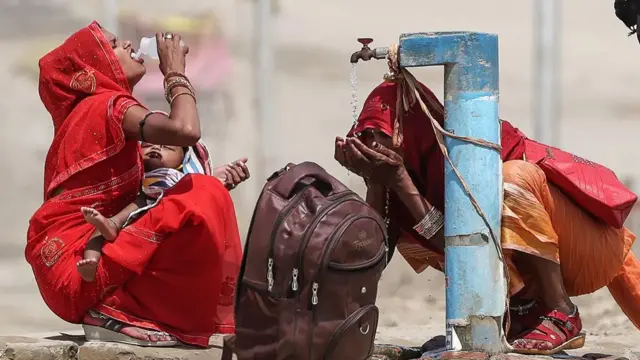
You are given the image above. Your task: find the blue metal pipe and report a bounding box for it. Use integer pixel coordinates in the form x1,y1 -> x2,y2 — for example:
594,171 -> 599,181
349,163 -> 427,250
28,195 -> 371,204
399,32 -> 507,353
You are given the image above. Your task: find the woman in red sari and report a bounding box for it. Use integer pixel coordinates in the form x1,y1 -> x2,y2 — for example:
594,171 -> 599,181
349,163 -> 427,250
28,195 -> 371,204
334,80 -> 640,355
27,21 -> 243,347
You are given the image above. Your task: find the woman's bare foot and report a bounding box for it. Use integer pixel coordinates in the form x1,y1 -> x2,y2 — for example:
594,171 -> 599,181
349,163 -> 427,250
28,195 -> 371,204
81,207 -> 119,241
77,259 -> 98,282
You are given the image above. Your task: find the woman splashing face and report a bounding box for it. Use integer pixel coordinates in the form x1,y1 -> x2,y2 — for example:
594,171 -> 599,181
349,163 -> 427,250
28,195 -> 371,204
28,22 -> 243,347
335,80 -> 640,355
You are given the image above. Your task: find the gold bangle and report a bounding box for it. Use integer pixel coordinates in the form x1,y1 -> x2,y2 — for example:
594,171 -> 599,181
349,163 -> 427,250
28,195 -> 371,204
165,86 -> 194,105
164,76 -> 191,91
165,77 -> 195,94
164,77 -> 191,93
164,71 -> 188,83
164,78 -> 195,103
163,73 -> 192,92
169,91 -> 197,106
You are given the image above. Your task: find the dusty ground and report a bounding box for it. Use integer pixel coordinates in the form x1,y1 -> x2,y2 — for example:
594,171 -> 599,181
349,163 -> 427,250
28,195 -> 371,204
0,0 -> 639,351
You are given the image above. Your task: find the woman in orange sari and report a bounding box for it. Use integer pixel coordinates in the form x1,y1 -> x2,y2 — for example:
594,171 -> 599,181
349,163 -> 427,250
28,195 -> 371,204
27,21 -> 243,347
334,80 -> 640,355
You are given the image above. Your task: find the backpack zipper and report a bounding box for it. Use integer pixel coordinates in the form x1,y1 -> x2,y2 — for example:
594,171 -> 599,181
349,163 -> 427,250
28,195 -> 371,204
265,187 -> 310,292
310,215 -> 387,309
307,213 -> 360,305
289,192 -> 356,292
311,245 -> 386,316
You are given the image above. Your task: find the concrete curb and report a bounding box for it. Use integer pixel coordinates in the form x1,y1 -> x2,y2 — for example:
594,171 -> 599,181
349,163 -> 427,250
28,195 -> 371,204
0,334 -> 226,360
2,333 -> 639,360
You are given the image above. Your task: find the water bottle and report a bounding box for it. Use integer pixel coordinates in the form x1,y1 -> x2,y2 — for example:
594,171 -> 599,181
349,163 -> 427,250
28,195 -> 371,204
133,37 -> 185,60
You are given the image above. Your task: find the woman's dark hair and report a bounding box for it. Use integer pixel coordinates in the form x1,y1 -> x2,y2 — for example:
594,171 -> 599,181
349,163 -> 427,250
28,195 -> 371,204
615,0 -> 640,40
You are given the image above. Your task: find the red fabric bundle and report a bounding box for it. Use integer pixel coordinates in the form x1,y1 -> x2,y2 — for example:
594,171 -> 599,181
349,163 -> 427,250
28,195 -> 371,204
501,121 -> 637,229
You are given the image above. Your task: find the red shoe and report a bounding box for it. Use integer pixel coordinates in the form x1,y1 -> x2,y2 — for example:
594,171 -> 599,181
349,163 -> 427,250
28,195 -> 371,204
511,307 -> 586,355
506,300 -> 544,341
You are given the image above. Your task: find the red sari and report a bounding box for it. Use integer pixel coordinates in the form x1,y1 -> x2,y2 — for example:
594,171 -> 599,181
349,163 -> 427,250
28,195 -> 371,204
27,21 -> 242,347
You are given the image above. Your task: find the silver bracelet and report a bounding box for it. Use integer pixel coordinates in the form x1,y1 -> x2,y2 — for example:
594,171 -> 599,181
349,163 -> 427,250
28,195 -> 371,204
413,207 -> 444,240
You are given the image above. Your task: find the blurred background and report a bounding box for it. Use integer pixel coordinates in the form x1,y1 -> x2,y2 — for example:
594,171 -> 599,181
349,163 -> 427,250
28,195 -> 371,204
1,0 -> 639,344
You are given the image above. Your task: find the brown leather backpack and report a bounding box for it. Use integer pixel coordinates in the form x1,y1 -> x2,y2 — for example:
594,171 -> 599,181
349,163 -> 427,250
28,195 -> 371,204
222,162 -> 388,360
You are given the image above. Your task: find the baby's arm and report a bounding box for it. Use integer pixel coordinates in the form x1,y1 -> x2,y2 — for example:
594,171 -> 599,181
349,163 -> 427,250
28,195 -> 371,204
211,158 -> 250,190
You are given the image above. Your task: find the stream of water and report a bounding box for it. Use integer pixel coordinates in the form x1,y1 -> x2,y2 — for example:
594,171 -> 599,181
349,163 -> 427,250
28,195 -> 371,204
350,63 -> 358,127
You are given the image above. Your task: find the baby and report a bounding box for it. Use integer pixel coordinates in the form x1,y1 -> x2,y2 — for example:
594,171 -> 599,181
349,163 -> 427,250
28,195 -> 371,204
76,142 -> 248,282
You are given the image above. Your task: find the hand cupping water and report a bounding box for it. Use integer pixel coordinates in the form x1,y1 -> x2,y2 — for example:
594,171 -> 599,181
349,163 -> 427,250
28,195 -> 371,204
335,136 -> 407,188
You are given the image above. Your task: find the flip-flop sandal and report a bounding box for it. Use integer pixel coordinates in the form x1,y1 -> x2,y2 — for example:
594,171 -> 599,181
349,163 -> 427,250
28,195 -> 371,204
82,311 -> 179,347
511,308 -> 586,355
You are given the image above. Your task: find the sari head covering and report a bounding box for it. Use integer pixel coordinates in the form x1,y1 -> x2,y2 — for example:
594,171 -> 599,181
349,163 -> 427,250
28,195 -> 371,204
39,21 -> 140,200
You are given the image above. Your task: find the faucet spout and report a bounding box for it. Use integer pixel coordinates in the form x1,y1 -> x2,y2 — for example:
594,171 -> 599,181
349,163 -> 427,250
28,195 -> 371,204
351,38 -> 374,63
350,38 -> 389,63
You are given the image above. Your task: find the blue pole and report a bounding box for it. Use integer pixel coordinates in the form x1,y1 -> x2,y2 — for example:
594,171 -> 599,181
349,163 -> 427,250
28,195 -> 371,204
399,32 -> 507,353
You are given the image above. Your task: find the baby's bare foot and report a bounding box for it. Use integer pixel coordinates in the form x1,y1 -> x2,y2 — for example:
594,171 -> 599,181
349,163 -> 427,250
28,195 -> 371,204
81,207 -> 119,241
77,259 -> 98,282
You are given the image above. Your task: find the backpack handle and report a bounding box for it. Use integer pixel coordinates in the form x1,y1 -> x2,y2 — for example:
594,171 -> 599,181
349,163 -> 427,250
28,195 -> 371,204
273,162 -> 335,199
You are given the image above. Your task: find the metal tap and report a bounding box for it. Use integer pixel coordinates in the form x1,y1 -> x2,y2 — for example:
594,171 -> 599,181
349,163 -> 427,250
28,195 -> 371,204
350,38 -> 389,63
